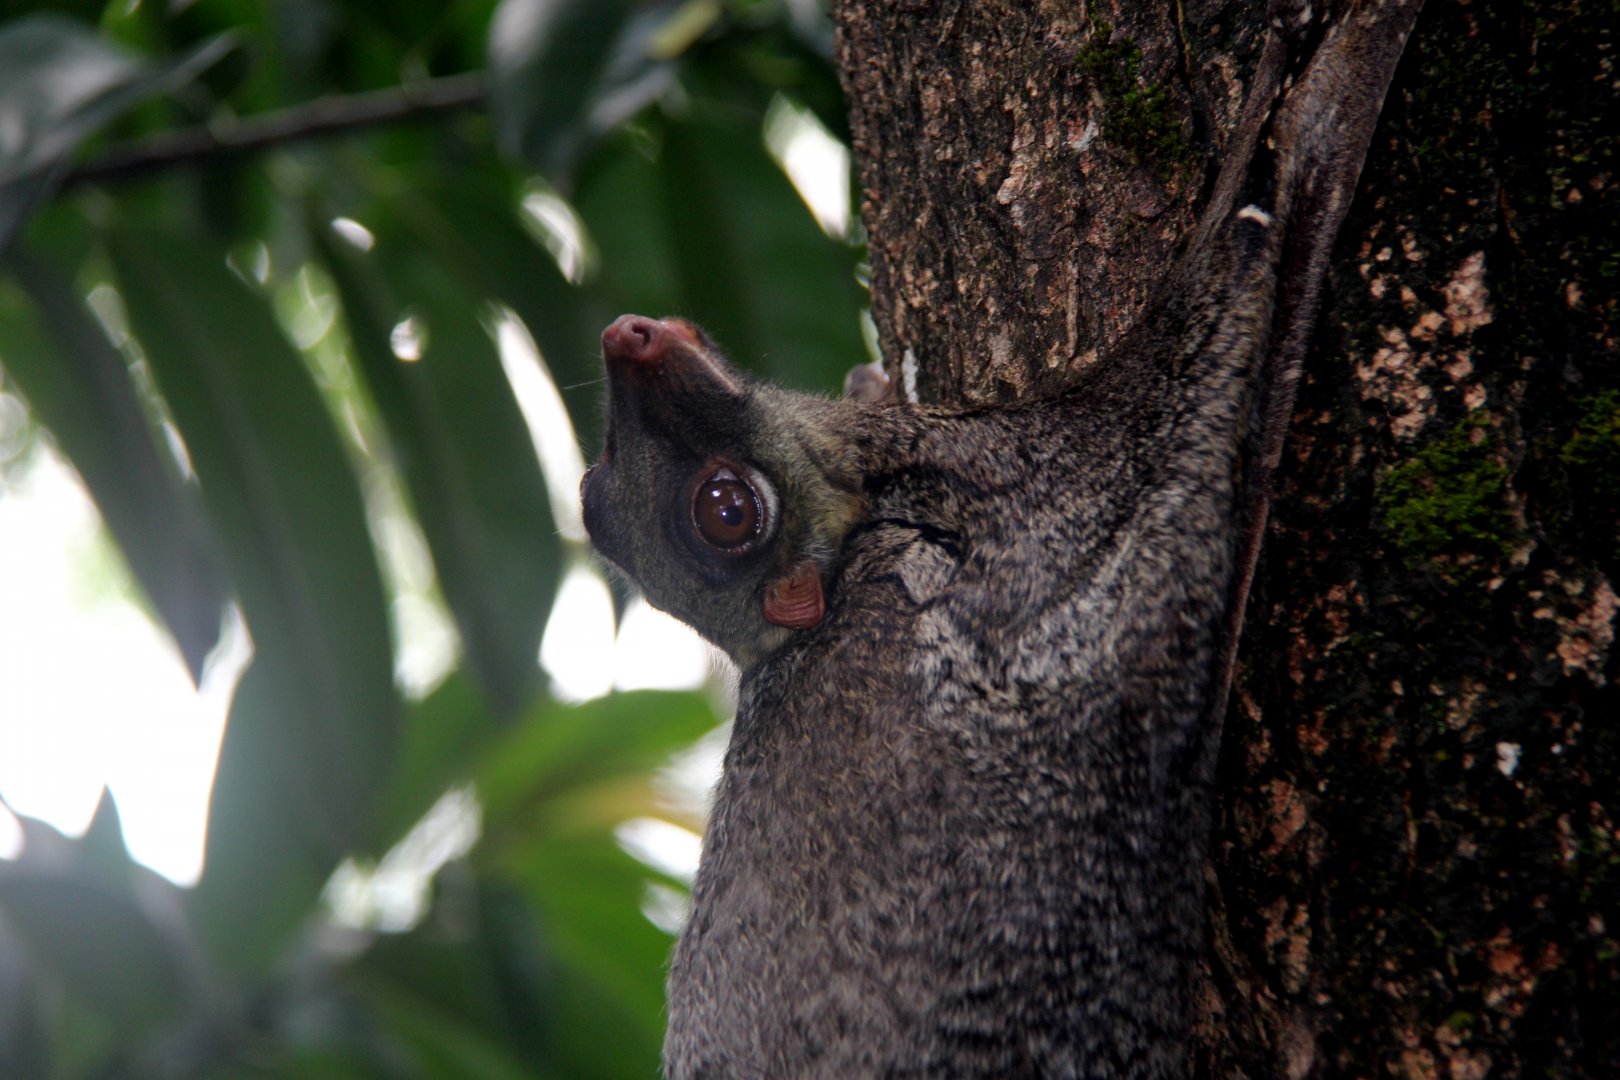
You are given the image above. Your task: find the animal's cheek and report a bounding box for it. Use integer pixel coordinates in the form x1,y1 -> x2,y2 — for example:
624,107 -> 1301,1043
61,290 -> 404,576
580,468 -> 646,577
579,468 -> 609,546
896,539 -> 961,605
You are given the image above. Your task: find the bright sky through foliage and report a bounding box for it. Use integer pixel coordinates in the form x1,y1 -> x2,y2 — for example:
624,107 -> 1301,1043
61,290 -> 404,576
0,451 -> 243,884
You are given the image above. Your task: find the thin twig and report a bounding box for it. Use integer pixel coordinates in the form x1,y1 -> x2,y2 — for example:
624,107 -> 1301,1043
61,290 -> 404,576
63,71 -> 487,189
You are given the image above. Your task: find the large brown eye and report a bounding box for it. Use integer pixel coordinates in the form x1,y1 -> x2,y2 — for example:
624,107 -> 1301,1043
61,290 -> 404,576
692,468 -> 761,551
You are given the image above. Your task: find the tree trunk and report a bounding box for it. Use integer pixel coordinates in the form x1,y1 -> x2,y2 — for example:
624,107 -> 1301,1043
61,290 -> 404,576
834,0 -> 1617,1075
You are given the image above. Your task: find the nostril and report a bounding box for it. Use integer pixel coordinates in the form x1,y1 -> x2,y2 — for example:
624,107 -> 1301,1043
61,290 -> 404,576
603,314 -> 666,366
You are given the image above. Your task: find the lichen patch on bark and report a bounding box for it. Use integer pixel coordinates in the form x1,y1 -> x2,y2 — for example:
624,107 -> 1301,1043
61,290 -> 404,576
1353,249 -> 1498,439
1442,251 -> 1493,336
1549,574 -> 1617,683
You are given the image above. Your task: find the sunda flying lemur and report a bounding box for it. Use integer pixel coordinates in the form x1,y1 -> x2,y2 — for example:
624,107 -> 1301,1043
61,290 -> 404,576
580,0 -> 1422,1074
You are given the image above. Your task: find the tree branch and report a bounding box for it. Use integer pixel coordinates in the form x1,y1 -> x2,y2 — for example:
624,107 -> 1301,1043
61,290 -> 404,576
63,71 -> 487,189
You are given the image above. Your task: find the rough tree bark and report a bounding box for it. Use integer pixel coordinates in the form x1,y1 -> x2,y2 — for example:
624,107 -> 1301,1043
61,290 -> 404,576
834,0 -> 1617,1075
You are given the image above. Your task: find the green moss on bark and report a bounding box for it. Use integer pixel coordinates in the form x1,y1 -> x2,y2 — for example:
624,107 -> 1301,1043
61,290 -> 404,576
1562,390 -> 1620,503
1375,414 -> 1515,565
1077,18 -> 1189,172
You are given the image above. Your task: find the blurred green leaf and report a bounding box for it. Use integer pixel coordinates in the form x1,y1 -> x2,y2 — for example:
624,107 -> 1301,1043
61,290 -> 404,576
495,834 -> 671,1078
677,12 -> 846,141
352,879 -> 628,1079
0,797 -> 151,1075
103,226 -> 400,967
0,15 -> 234,250
0,927 -> 48,1079
575,114 -> 864,392
354,908 -> 521,1043
201,1049 -> 394,1080
383,170 -> 613,450
0,16 -> 139,175
311,205 -> 558,714
466,692 -> 720,1078
1,1 -> 106,24
372,672 -> 492,852
471,688 -> 715,1069
0,250 -> 229,678
486,0 -> 677,186
570,128 -> 683,319
189,661 -> 343,973
659,116 -> 865,390
360,982 -> 541,1080
477,690 -> 719,825
0,871 -> 184,1034
74,790 -> 142,883
105,225 -> 400,830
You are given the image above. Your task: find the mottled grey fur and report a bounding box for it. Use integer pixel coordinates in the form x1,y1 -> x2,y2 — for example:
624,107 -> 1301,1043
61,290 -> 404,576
581,1 -> 1420,1075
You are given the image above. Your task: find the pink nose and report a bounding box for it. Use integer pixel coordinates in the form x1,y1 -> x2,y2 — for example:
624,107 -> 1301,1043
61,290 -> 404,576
602,315 -> 668,366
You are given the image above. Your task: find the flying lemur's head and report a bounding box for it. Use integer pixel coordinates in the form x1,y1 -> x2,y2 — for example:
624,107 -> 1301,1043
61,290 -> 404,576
580,315 -> 868,668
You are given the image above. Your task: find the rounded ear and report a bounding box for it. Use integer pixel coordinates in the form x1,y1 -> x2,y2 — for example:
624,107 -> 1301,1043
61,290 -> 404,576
763,561 -> 825,630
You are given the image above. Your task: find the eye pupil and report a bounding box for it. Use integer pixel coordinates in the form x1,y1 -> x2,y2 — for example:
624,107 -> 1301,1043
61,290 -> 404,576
693,470 -> 761,551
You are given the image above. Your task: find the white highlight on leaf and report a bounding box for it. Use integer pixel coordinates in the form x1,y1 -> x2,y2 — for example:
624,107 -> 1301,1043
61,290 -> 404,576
282,265 -> 337,351
521,184 -> 593,284
85,282 -> 129,348
0,804 -> 20,860
493,309 -> 587,541
331,216 -> 376,252
764,94 -> 852,238
0,390 -> 26,465
640,882 -> 692,935
242,241 -> 272,285
616,816 -> 702,883
1495,741 -> 1521,777
391,591 -> 458,698
389,313 -> 425,362
325,787 -> 482,932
